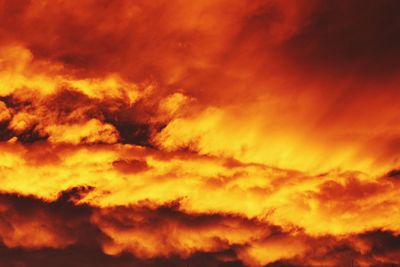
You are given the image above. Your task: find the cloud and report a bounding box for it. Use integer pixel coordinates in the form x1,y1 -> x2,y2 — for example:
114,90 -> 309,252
0,142 -> 399,238
1,1 -> 400,173
0,192 -> 99,250
112,159 -> 151,174
0,192 -> 399,266
0,0 -> 400,266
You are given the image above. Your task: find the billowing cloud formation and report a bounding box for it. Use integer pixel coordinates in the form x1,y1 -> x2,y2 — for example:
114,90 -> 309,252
0,143 -> 399,266
0,0 -> 400,266
0,192 -> 399,266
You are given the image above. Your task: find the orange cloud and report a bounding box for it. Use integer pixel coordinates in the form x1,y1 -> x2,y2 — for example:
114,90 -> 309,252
1,0 -> 400,266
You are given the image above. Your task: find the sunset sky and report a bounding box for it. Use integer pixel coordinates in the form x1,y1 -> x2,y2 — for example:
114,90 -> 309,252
0,1 -> 400,266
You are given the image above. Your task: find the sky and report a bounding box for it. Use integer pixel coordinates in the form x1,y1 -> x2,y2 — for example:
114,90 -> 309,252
0,0 -> 400,266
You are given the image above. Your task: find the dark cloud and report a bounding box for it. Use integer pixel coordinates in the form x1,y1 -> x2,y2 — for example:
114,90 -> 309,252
0,193 -> 249,266
0,245 -> 246,267
315,176 -> 386,203
386,169 -> 400,179
112,159 -> 151,174
1,192 -> 400,266
0,192 -> 262,266
0,88 -> 168,146
359,230 -> 400,264
0,192 -> 104,251
56,186 -> 95,204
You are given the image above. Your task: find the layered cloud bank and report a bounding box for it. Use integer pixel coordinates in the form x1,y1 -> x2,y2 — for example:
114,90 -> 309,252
0,0 -> 400,266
